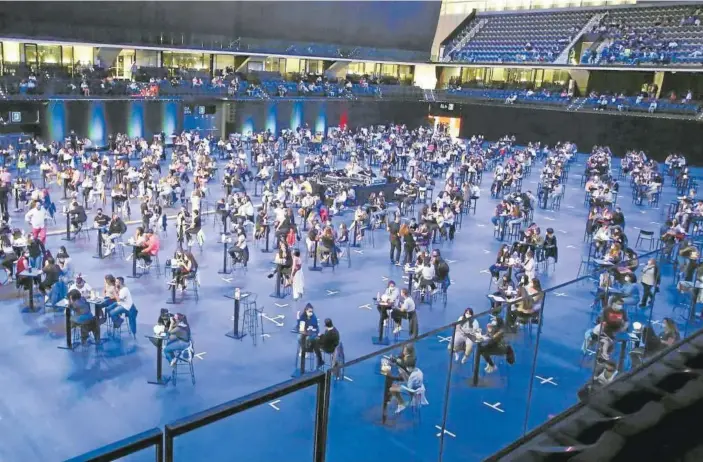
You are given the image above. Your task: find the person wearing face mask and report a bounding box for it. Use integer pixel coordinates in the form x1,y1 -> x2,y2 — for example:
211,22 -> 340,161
451,307 -> 480,363
164,313 -> 191,367
68,274 -> 93,298
296,303 -> 324,370
376,280 -> 400,332
639,258 -> 660,307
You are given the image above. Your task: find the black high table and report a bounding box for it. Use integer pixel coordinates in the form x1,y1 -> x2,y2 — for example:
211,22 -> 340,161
126,243 -> 142,279
224,292 -> 249,340
146,334 -> 171,386
18,268 -> 43,312
261,221 -> 273,253
57,301 -> 78,350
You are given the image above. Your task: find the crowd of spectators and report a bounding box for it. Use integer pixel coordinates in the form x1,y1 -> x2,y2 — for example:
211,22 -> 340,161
583,6 -> 703,65
0,63 -> 386,100
445,78 -> 701,116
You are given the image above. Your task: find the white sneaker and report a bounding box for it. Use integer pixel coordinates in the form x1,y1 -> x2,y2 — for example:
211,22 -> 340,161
395,404 -> 407,414
393,326 -> 401,334
461,355 -> 469,364
454,353 -> 460,361
383,319 -> 388,327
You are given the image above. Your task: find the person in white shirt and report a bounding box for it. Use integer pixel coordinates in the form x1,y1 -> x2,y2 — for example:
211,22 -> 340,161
376,280 -> 400,330
451,307 -> 481,363
106,277 -> 135,328
25,201 -> 47,243
417,259 -> 437,292
389,360 -> 428,414
391,288 -> 416,335
68,274 -> 93,298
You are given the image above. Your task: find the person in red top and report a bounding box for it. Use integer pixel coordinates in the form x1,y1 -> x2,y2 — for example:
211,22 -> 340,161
137,230 -> 160,267
15,251 -> 32,290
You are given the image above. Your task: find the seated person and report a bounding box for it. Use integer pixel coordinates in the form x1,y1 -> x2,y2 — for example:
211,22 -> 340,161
297,303 -> 324,369
451,307 -> 480,363
170,249 -> 197,291
318,318 -> 340,355
479,316 -> 513,374
388,357 -> 428,414
15,250 -> 33,290
228,234 -> 249,267
376,280 -> 400,329
38,257 -> 61,296
184,209 -> 202,247
391,288 -> 416,335
164,313 -> 191,367
267,239 -> 293,286
55,246 -> 73,278
106,277 -> 136,331
68,200 -> 87,231
68,274 -> 93,298
94,274 -> 118,313
93,208 -> 110,230
104,212 -> 127,254
67,289 -> 98,345
416,258 -> 437,293
137,230 -> 160,267
318,227 -> 338,266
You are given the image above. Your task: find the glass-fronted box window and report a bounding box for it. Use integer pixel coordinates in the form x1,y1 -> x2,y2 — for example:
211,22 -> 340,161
162,52 -> 211,71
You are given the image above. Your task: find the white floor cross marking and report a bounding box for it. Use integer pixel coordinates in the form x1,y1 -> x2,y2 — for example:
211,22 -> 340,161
483,402 -> 505,413
326,290 -> 339,296
353,250 -> 364,255
261,313 -> 285,327
269,400 -> 281,411
435,425 -> 457,438
194,352 -> 207,360
535,375 -> 558,386
438,335 -> 451,343
555,292 -> 567,297
480,269 -> 491,274
275,303 -> 289,308
358,304 -> 371,310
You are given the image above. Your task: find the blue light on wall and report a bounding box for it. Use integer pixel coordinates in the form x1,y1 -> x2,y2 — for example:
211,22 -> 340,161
290,101 -> 303,131
162,102 -> 178,137
47,101 -> 66,142
88,102 -> 106,146
315,102 -> 327,135
241,116 -> 254,135
128,101 -> 144,139
265,103 -> 277,134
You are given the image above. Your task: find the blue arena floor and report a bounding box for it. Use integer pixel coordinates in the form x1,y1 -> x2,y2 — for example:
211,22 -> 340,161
0,148 -> 698,462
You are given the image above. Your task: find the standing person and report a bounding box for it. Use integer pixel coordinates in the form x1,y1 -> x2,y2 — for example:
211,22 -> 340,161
0,181 -> 9,219
25,201 -> 47,244
388,213 -> 401,265
291,248 -> 305,301
640,258 -> 660,307
400,223 -> 415,265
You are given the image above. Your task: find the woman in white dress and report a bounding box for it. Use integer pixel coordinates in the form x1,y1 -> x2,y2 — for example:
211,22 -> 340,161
291,248 -> 305,301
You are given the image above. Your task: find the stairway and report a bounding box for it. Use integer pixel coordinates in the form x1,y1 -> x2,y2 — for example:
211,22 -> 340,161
567,97 -> 588,112
442,18 -> 488,62
555,11 -> 608,65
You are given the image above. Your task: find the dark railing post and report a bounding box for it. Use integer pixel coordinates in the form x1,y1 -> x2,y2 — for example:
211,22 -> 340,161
164,426 -> 174,462
437,325 -> 458,461
156,435 -> 163,462
521,292 -> 548,435
313,373 -> 330,462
